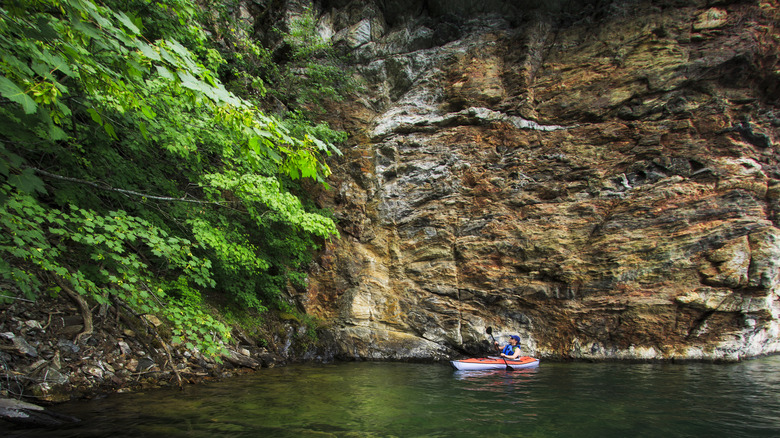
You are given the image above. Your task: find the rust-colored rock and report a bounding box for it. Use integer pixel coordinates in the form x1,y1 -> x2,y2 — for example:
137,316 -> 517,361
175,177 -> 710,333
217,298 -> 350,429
295,0 -> 780,361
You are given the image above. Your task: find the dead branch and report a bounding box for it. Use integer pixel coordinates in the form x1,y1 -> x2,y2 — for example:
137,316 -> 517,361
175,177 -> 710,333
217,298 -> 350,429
0,295 -> 36,303
31,167 -> 221,205
111,298 -> 182,388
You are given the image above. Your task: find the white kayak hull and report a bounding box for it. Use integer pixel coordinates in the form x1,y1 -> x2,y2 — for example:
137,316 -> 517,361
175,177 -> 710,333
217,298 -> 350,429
450,356 -> 540,371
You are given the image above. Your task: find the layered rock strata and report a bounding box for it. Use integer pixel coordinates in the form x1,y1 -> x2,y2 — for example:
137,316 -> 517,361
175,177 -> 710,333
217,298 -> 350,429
293,0 -> 780,361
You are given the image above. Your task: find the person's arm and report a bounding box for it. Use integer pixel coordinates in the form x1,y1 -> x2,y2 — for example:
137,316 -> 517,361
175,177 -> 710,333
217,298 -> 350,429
507,346 -> 522,360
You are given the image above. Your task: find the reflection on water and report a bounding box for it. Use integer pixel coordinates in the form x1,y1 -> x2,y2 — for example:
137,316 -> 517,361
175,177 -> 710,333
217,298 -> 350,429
4,356 -> 780,437
453,366 -> 539,383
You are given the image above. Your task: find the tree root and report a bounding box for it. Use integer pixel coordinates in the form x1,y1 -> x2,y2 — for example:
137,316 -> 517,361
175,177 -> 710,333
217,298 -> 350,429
53,277 -> 93,344
41,311 -> 63,331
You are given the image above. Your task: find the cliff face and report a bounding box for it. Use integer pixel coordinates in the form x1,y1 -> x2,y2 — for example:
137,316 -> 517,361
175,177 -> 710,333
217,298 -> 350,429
289,0 -> 780,361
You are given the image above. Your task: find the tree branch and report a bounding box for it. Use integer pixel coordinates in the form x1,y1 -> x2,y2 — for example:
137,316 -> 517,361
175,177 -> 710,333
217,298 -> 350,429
30,167 -> 222,206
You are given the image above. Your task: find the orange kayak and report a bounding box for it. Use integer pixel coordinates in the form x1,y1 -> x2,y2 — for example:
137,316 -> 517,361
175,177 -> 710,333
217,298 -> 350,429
450,356 -> 540,371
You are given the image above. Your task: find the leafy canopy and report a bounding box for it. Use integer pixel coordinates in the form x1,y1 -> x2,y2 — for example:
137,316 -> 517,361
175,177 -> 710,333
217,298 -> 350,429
0,0 -> 342,356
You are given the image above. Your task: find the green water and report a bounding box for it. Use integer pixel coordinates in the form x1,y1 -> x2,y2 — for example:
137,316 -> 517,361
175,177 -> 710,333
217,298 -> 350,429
6,356 -> 780,437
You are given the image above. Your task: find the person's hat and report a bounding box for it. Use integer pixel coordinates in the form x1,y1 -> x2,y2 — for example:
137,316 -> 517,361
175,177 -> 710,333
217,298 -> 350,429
510,335 -> 521,343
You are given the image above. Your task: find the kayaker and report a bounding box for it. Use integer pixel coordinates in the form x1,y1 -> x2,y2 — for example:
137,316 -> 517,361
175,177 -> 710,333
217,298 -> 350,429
494,335 -> 522,360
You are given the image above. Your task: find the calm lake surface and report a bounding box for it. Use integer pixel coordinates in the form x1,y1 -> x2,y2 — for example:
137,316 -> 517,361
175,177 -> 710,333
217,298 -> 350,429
6,355 -> 780,437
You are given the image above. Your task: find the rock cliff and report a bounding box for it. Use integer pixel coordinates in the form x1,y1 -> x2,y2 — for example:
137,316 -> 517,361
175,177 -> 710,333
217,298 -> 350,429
286,0 -> 779,361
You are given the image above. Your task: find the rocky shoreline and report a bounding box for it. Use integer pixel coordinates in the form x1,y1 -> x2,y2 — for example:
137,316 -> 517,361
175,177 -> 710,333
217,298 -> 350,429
0,294 -> 284,416
3,288 -> 778,427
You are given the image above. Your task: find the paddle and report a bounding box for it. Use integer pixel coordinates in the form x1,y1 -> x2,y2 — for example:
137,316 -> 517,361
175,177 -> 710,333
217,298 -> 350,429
486,326 -> 513,371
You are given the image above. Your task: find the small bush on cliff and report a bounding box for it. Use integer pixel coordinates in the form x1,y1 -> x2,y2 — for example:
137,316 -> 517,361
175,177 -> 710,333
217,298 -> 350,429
202,2 -> 357,117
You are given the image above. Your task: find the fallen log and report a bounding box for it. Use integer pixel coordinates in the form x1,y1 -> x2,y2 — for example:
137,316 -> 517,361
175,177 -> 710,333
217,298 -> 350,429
225,349 -> 261,369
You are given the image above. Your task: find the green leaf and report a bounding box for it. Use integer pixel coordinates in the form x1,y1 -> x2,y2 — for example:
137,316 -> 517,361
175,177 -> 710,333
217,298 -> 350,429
103,122 -> 118,139
140,105 -> 156,119
127,58 -> 149,79
30,61 -> 55,82
40,50 -> 75,78
248,136 -> 260,153
32,16 -> 59,41
8,168 -> 45,194
155,65 -> 174,80
267,148 -> 282,162
113,11 -> 140,35
49,125 -> 68,141
138,121 -> 149,140
159,47 -> 178,66
85,5 -> 112,29
165,39 -> 191,61
0,76 -> 37,115
137,41 -> 161,61
1,55 -> 35,77
176,70 -> 207,93
211,83 -> 234,104
87,108 -> 103,126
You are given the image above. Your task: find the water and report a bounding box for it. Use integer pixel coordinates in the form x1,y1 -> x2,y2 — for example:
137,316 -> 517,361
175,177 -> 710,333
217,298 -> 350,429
5,356 -> 780,437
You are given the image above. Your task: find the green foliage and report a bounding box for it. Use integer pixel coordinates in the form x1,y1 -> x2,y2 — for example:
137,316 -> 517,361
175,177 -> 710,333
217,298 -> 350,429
202,2 -> 357,116
220,306 -> 267,345
277,7 -> 352,111
280,309 -> 322,350
0,0 -> 342,357
0,184 -> 227,354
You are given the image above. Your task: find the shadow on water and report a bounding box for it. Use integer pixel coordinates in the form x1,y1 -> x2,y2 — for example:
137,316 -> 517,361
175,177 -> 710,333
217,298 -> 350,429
3,356 -> 780,437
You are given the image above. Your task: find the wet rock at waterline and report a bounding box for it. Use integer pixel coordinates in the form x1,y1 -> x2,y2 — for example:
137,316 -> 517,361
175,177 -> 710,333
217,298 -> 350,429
290,0 -> 780,362
0,398 -> 80,427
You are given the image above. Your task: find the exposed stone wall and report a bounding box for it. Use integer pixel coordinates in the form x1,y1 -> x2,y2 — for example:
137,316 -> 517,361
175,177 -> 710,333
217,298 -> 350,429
282,0 -> 780,361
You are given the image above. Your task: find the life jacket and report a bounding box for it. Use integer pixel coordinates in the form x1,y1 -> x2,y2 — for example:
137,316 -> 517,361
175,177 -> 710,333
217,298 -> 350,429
502,344 -> 519,356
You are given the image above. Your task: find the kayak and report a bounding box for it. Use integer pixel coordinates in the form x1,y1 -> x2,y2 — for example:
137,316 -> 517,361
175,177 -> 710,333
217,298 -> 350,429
450,356 -> 540,371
